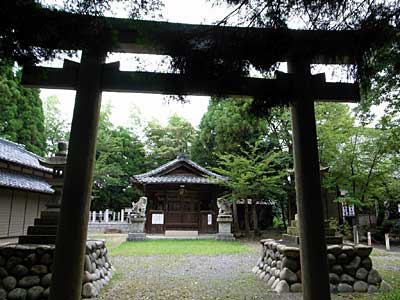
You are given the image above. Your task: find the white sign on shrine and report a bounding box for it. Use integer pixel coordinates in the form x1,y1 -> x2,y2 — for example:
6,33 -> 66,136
342,204 -> 355,217
152,213 -> 164,225
207,214 -> 212,225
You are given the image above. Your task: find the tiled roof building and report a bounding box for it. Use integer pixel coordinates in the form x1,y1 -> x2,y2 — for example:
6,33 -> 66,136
0,138 -> 53,239
131,156 -> 227,235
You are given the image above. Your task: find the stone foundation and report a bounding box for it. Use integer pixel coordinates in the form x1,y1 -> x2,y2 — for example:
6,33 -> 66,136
88,222 -> 129,233
252,239 -> 383,294
0,240 -> 113,299
216,216 -> 235,241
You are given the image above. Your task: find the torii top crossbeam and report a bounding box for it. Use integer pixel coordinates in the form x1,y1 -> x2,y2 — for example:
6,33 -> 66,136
21,8 -> 364,64
21,8 -> 363,102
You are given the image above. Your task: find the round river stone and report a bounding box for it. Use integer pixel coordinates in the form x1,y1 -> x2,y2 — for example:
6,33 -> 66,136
337,283 -> 353,293
7,288 -> 27,300
27,286 -> 44,300
280,267 -> 298,284
354,281 -> 368,292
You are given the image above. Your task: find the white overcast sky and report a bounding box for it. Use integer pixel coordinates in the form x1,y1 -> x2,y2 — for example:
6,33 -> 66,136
40,0 -> 372,129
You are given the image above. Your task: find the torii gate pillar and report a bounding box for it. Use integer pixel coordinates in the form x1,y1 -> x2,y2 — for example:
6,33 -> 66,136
289,60 -> 331,300
49,49 -> 106,300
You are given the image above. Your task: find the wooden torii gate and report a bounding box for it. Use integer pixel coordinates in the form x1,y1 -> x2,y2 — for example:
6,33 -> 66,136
19,7 -> 364,300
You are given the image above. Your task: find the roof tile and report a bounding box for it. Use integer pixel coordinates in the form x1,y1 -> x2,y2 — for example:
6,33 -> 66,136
0,169 -> 54,194
132,157 -> 227,185
0,138 -> 51,172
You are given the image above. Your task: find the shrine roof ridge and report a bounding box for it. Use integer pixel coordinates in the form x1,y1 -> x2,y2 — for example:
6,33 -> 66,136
131,156 -> 227,185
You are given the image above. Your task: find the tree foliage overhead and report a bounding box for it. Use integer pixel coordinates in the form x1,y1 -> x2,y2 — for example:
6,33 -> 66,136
62,0 -> 163,18
314,102 -> 400,220
42,95 -> 70,155
145,114 -> 196,167
0,64 -> 46,155
215,0 -> 399,30
213,141 -> 287,203
191,97 -> 267,167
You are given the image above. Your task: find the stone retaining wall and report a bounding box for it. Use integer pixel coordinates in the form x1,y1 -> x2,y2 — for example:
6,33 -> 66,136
252,239 -> 384,294
0,240 -> 113,299
88,222 -> 129,233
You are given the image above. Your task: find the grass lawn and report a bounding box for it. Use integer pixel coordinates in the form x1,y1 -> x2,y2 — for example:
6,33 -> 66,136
110,239 -> 251,256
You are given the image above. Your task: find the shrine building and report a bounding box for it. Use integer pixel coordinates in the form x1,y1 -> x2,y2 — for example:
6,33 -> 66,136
0,138 -> 53,239
131,155 -> 226,235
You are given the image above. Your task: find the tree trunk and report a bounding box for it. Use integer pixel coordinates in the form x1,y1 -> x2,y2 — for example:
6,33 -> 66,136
232,200 -> 240,234
244,200 -> 250,236
252,200 -> 259,236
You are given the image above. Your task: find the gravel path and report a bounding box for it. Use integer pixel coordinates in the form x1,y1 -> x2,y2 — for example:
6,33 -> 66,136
99,251 -> 304,300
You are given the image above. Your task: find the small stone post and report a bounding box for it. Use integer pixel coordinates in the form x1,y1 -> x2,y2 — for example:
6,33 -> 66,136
353,225 -> 359,245
120,209 -> 124,222
99,211 -> 103,222
367,232 -> 372,246
117,212 -> 120,221
385,233 -> 390,251
105,209 -> 109,222
113,212 -> 116,222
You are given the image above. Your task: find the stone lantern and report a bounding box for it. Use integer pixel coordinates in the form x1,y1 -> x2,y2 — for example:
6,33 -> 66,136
18,142 -> 68,244
39,141 -> 68,211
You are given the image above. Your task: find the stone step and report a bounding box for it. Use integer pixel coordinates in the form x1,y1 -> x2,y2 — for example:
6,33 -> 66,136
165,230 -> 198,237
18,235 -> 56,245
326,236 -> 343,245
286,226 -> 298,236
34,217 -> 58,226
282,234 -> 300,245
40,211 -> 60,218
27,225 -> 58,235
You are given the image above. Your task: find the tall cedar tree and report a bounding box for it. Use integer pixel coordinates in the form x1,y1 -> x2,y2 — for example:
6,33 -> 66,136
0,64 -> 45,155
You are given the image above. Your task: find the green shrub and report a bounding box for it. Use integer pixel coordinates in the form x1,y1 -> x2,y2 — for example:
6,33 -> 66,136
272,216 -> 285,229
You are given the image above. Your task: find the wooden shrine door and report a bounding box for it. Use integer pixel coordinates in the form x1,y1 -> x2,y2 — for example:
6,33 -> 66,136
165,190 -> 199,230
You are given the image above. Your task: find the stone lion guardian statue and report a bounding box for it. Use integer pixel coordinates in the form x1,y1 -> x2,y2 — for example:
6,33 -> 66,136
131,196 -> 148,218
217,197 -> 232,216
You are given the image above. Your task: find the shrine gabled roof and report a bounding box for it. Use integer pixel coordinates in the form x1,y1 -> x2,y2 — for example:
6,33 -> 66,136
131,156 -> 227,185
0,169 -> 54,194
0,138 -> 52,173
